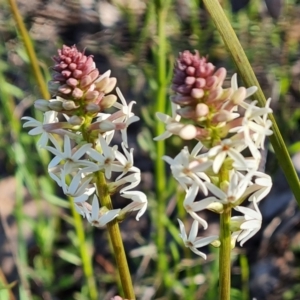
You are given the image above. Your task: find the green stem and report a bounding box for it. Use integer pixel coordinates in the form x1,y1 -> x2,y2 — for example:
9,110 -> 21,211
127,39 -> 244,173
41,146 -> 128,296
202,0 -> 300,207
69,198 -> 98,300
95,172 -> 135,299
154,0 -> 169,280
219,205 -> 231,300
7,0 -> 50,100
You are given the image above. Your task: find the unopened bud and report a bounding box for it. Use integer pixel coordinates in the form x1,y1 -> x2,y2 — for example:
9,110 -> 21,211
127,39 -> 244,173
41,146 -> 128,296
89,69 -> 100,82
214,67 -> 227,85
206,76 -> 218,89
68,115 -> 84,126
63,100 -> 79,110
103,78 -> 117,94
58,84 -> 72,95
212,110 -> 239,123
80,75 -> 92,89
98,120 -> 116,132
48,100 -> 63,111
177,106 -> 194,118
178,124 -> 197,140
34,99 -> 50,112
170,95 -> 194,106
85,90 -> 100,101
207,87 -> 223,103
48,81 -> 60,94
85,103 -> 100,113
194,78 -> 206,89
231,87 -> 246,105
100,94 -> 117,109
211,239 -> 221,248
195,103 -> 209,118
185,76 -> 196,85
191,88 -> 204,99
66,78 -> 79,88
207,202 -> 224,213
72,87 -> 84,99
95,77 -> 109,91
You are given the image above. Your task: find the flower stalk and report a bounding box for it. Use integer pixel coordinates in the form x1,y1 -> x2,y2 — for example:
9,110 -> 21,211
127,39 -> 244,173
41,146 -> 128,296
219,205 -> 231,300
95,171 -> 135,299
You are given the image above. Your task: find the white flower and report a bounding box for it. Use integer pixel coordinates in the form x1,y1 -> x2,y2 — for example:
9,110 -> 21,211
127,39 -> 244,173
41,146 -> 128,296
87,134 -> 119,179
247,171 -> 272,202
73,185 -> 96,203
163,146 -> 211,194
205,171 -> 254,205
45,135 -> 96,174
178,219 -> 218,259
22,111 -> 58,147
114,142 -> 140,180
108,173 -> 141,194
85,195 -> 120,227
183,183 -> 221,229
120,191 -> 147,221
114,87 -> 139,147
232,198 -> 262,246
208,139 -> 248,174
60,168 -> 95,198
154,103 -> 181,141
246,98 -> 273,149
230,100 -> 273,155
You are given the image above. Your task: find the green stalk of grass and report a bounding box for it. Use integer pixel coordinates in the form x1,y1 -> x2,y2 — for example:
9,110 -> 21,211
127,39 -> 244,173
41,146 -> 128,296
7,0 -> 49,100
153,0 -> 172,289
68,198 -> 98,300
240,253 -> 250,300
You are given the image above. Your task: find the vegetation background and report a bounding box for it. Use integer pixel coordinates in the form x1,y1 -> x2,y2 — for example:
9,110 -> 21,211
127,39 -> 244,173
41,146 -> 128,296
1,0 -> 300,299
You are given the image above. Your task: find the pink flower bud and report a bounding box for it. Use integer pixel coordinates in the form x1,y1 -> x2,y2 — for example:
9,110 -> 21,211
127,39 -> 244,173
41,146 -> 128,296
195,103 -> 209,117
72,87 -> 84,99
85,90 -> 100,101
191,88 -> 204,99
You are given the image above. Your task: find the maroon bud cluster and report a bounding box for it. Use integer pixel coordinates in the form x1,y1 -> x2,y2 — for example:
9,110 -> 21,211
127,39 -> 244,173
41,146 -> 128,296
172,51 -> 227,105
47,45 -> 117,116
50,45 -> 99,99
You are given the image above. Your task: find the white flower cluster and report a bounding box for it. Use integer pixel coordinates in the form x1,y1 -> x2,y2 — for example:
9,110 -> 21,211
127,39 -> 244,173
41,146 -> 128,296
22,74 -> 147,227
155,74 -> 273,257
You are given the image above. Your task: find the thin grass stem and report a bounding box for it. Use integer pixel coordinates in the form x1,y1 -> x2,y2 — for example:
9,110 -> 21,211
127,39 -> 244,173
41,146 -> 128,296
7,0 -> 50,99
68,198 -> 98,300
